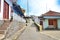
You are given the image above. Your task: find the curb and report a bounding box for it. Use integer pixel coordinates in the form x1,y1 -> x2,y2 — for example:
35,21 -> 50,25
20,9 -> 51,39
40,32 -> 59,40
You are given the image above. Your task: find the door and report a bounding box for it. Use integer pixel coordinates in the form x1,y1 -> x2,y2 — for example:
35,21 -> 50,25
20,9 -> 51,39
3,1 -> 9,19
53,19 -> 57,28
48,19 -> 57,29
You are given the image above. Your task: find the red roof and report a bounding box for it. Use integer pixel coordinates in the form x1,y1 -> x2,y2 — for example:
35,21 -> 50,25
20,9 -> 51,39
42,10 -> 60,16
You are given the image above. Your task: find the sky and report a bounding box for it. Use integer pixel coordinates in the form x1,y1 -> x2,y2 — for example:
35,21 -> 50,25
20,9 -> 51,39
6,0 -> 60,16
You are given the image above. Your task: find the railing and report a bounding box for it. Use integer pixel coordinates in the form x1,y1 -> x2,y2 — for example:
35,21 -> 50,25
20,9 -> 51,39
34,22 -> 43,31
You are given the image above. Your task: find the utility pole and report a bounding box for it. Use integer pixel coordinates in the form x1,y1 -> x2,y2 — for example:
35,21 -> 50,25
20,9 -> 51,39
27,0 -> 29,16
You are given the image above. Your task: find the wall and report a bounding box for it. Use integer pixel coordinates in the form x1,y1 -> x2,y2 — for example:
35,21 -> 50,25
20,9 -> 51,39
43,19 -> 48,29
9,6 -> 11,20
32,16 -> 40,24
57,19 -> 60,29
13,13 -> 26,23
34,17 -> 40,24
43,16 -> 60,29
0,0 -> 4,20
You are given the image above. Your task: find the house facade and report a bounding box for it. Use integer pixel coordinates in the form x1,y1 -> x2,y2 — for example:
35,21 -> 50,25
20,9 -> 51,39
0,0 -> 11,20
40,11 -> 60,30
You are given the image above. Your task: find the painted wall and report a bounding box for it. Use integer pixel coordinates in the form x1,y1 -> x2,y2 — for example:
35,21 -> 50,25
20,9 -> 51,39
43,16 -> 60,29
0,0 -> 4,20
32,16 -> 40,24
13,13 -> 26,23
57,19 -> 60,29
9,6 -> 11,20
43,19 -> 48,29
43,18 -> 60,29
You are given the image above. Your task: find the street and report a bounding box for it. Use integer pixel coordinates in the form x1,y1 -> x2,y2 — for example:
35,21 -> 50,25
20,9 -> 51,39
17,21 -> 57,40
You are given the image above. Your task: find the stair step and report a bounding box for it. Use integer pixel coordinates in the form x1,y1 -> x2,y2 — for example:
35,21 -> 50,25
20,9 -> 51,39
0,31 -> 5,34
0,20 -> 11,34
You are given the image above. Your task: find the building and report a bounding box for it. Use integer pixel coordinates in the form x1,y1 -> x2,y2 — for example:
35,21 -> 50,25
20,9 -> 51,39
40,10 -> 60,30
0,0 -> 12,20
0,0 -> 26,22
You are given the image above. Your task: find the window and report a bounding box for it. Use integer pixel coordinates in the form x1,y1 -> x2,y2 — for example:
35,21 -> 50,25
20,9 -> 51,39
0,0 -> 1,11
49,19 -> 53,25
48,19 -> 57,25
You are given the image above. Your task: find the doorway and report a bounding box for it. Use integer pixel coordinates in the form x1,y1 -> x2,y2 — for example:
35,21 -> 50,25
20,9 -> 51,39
48,19 -> 57,29
3,1 -> 9,19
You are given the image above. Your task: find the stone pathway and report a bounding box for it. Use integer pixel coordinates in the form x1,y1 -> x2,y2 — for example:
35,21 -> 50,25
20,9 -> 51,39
17,23 -> 57,40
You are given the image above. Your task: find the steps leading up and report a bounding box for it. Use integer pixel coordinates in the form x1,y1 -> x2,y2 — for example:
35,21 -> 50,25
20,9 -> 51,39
3,20 -> 26,40
0,20 -> 12,40
0,20 -> 12,34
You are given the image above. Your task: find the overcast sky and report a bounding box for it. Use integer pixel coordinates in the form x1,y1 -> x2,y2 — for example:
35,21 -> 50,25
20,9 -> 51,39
6,0 -> 60,16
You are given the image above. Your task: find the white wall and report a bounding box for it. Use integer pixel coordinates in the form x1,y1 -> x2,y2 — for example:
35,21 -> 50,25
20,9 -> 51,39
0,0 -> 4,20
9,6 -> 11,20
13,13 -> 26,23
57,19 -> 60,29
32,16 -> 40,24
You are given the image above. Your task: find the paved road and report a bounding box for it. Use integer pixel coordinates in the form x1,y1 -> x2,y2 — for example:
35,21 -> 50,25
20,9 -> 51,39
17,22 -> 57,40
40,31 -> 60,40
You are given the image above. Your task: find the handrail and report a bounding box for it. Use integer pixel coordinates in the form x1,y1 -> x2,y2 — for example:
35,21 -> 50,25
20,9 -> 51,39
34,22 -> 43,31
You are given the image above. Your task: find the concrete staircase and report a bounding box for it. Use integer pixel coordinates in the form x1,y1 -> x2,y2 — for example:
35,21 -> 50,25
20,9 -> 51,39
0,13 -> 26,40
0,20 -> 4,27
0,20 -> 12,40
0,21 -> 11,34
2,20 -> 26,40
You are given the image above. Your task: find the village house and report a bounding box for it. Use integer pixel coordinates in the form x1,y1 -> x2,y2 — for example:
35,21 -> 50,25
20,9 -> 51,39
40,10 -> 60,30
